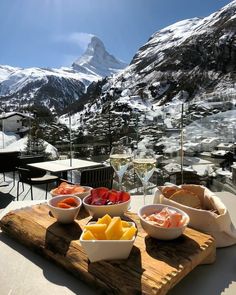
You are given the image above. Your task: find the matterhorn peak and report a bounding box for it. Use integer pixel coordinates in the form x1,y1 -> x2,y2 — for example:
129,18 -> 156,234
72,35 -> 127,78
87,36 -> 106,53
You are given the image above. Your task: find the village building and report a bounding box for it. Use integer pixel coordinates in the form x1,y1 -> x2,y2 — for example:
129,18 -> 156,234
216,143 -> 234,152
0,112 -> 33,134
201,137 -> 220,152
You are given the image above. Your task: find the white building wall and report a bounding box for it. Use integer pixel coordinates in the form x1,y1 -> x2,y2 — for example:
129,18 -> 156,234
2,115 -> 25,132
201,138 -> 220,152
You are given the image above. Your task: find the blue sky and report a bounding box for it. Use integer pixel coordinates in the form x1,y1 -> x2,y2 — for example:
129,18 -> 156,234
0,0 -> 233,68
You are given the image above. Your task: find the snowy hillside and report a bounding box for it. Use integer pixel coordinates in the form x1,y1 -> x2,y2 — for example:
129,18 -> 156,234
0,66 -> 99,97
0,65 -> 19,82
105,0 -> 236,104
0,36 -> 126,113
59,0 -> 236,150
0,133 -> 58,158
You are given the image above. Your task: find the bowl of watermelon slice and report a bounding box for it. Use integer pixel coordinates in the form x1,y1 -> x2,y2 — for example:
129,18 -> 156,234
50,182 -> 92,199
83,187 -> 131,218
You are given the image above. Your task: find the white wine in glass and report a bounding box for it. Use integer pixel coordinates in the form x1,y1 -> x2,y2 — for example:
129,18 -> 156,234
110,146 -> 132,190
133,149 -> 156,204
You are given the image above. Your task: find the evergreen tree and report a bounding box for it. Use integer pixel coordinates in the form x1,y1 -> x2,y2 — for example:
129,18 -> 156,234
25,117 -> 48,157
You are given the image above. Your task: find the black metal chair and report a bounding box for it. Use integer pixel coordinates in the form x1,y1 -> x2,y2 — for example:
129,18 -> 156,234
80,166 -> 114,189
0,192 -> 15,209
0,151 -> 20,186
169,171 -> 201,185
18,155 -> 45,168
17,167 -> 59,200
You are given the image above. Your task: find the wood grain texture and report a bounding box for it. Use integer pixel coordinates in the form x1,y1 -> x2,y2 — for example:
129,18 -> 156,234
0,204 -> 216,295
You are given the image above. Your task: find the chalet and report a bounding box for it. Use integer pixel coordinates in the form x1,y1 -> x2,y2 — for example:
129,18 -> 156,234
201,137 -> 220,152
0,112 -> 33,134
163,146 -> 182,158
183,142 -> 201,156
211,150 -> 229,158
216,143 -> 234,152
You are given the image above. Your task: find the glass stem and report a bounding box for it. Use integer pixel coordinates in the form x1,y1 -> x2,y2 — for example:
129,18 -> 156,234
143,182 -> 147,205
118,175 -> 123,191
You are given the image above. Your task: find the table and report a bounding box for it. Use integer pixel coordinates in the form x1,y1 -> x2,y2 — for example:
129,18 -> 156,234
0,192 -> 236,295
28,158 -> 103,179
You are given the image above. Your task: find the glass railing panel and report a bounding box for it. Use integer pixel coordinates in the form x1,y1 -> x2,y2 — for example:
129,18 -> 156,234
1,105 -> 235,194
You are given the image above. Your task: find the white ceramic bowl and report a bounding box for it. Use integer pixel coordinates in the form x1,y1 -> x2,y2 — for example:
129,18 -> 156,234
138,204 -> 190,240
50,185 -> 92,199
48,195 -> 82,224
80,221 -> 136,262
82,194 -> 131,218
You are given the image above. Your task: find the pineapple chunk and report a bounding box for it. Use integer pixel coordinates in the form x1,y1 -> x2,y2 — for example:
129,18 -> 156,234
122,227 -> 130,234
93,232 -> 107,240
85,223 -> 107,232
120,226 -> 137,240
121,220 -> 131,227
82,214 -> 137,241
97,214 -> 112,226
84,224 -> 107,240
105,217 -> 123,240
82,230 -> 96,240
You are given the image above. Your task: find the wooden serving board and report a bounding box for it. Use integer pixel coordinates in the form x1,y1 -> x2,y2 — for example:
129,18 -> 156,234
0,203 -> 215,295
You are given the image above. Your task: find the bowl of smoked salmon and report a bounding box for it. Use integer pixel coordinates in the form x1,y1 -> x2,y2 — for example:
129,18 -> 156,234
48,195 -> 82,224
50,182 -> 92,199
138,204 -> 189,240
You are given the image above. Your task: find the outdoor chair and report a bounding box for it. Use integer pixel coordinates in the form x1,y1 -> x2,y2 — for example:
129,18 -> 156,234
80,166 -> 114,189
16,167 -> 59,200
0,192 -> 15,209
169,171 -> 201,185
18,154 -> 45,168
0,151 -> 20,186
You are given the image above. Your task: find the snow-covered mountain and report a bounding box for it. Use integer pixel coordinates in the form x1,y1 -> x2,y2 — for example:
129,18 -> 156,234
0,36 -> 126,113
72,36 -> 127,78
66,0 -> 236,140
106,0 -> 236,105
0,65 -> 19,82
67,1 -> 236,124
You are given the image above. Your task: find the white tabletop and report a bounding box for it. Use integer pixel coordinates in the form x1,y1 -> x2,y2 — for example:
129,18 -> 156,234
0,193 -> 236,295
28,158 -> 102,173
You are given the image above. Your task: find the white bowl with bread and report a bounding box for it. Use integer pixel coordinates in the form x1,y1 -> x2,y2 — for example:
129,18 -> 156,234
153,184 -> 228,246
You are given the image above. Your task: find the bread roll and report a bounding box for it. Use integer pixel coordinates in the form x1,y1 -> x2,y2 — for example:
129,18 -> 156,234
169,189 -> 201,209
161,187 -> 181,198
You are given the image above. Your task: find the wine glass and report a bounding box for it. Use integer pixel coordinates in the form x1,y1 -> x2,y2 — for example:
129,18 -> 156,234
110,145 -> 132,190
133,149 -> 156,205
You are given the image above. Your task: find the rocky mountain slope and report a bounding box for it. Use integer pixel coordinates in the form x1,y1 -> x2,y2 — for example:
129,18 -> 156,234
66,0 -> 236,143
72,36 -> 127,77
0,37 -> 126,113
106,0 -> 236,105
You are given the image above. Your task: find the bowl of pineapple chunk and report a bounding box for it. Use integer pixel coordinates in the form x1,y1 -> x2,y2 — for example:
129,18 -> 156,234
80,214 -> 137,262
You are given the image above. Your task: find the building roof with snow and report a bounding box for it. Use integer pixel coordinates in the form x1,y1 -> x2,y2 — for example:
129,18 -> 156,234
0,112 -> 33,120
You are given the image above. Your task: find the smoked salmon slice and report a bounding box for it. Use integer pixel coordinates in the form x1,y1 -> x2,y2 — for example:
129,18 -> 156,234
143,207 -> 185,228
